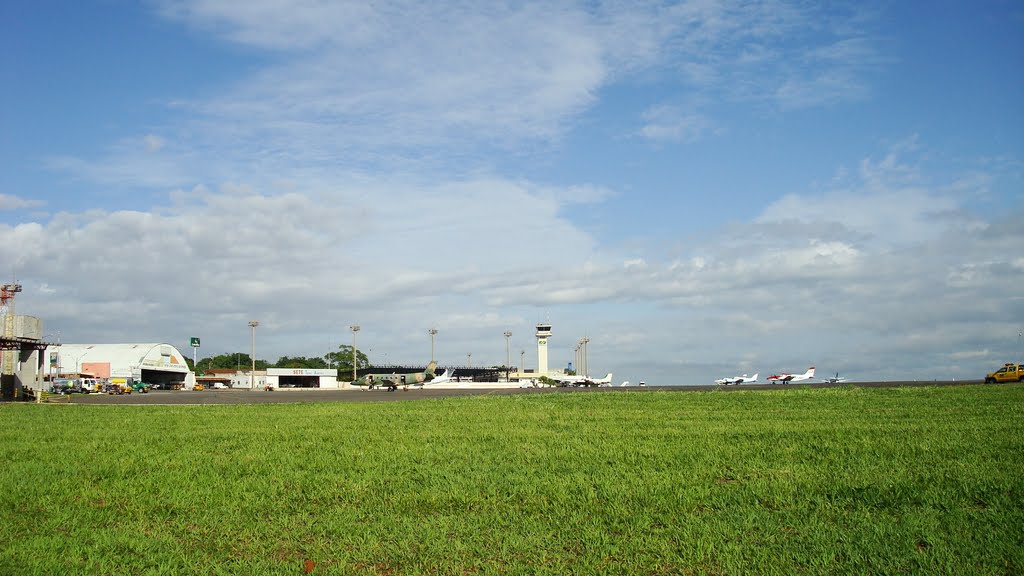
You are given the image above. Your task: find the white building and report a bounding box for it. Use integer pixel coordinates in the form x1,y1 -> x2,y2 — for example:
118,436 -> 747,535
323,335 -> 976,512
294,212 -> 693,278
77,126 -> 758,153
47,343 -> 196,390
266,368 -> 338,389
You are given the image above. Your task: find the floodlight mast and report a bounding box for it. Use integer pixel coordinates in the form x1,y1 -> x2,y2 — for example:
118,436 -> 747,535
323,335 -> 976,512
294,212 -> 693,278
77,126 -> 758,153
248,321 -> 259,389
503,331 -> 512,381
350,325 -> 360,383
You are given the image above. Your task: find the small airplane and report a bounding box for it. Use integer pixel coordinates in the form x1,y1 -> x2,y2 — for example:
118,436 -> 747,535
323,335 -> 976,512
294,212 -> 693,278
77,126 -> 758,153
554,373 -> 614,387
766,367 -> 815,384
355,361 -> 438,391
822,372 -> 847,384
714,373 -> 758,385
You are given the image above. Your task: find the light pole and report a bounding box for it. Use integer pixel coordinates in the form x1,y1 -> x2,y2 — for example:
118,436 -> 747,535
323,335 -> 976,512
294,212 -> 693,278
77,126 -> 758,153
504,331 -> 512,380
581,336 -> 590,378
574,341 -> 581,375
350,325 -> 360,382
467,353 -> 472,368
520,349 -> 525,373
248,321 -> 259,389
429,328 -> 438,362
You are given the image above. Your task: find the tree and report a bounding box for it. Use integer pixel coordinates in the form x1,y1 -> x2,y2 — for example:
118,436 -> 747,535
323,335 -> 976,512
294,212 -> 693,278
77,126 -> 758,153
273,356 -> 328,369
195,353 -> 269,373
325,345 -> 370,379
538,376 -> 559,387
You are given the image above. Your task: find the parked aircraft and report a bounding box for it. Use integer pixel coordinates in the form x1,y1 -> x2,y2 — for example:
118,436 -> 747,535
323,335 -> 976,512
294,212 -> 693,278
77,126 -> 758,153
715,373 -> 758,385
421,368 -> 454,387
822,372 -> 847,384
554,373 -> 614,387
766,367 -> 815,383
355,361 -> 438,391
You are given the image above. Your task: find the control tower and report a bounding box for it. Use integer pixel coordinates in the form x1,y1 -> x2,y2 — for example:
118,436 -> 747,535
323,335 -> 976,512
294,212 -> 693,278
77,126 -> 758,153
535,323 -> 552,377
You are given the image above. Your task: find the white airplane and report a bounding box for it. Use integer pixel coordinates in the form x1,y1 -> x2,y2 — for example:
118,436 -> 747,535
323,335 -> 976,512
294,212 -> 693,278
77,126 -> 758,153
419,367 -> 454,387
822,372 -> 847,384
766,367 -> 815,384
714,373 -> 758,385
554,373 -> 614,387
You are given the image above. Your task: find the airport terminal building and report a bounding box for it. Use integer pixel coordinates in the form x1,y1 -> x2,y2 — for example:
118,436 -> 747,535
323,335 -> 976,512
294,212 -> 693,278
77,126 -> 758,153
48,343 -> 196,389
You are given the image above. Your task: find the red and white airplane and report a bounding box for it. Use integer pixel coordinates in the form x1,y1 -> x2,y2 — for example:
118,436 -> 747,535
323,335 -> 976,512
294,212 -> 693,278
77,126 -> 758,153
766,367 -> 815,383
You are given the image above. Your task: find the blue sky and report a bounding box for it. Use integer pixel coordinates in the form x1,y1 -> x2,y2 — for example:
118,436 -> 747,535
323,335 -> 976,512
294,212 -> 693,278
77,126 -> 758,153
2,1 -> 1022,384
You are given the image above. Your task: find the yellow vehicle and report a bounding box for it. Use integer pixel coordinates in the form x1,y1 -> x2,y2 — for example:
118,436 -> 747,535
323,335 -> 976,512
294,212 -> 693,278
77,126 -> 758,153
984,363 -> 1024,383
193,383 -> 205,391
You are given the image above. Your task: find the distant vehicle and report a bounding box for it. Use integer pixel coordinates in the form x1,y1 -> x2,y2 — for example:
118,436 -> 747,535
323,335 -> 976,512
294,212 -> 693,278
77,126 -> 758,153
51,378 -> 78,394
822,372 -> 848,384
355,361 -> 438,391
985,363 -> 1023,384
715,373 -> 758,385
767,367 -> 815,384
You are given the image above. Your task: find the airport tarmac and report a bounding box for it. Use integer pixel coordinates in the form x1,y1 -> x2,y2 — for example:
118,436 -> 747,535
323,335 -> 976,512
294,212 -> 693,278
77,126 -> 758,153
63,379 -> 988,405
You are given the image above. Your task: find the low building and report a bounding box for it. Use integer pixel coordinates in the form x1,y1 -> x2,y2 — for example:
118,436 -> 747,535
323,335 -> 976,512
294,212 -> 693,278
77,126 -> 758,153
266,368 -> 338,389
46,343 -> 196,390
200,368 -> 266,389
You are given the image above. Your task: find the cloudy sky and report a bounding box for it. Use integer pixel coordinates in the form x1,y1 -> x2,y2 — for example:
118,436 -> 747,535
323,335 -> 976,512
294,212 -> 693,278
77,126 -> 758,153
2,1 -> 1022,384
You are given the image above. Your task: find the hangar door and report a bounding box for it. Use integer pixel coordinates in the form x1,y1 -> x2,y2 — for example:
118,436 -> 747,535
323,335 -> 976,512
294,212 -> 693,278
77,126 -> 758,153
277,375 -> 321,388
141,368 -> 187,389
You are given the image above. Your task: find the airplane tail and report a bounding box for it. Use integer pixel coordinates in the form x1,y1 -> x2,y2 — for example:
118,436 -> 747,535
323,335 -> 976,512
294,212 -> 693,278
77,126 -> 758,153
425,360 -> 438,375
750,373 -> 758,382
805,367 -> 815,377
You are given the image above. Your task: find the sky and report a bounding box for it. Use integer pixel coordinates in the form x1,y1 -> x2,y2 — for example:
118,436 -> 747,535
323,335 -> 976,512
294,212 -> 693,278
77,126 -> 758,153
1,0 -> 1022,384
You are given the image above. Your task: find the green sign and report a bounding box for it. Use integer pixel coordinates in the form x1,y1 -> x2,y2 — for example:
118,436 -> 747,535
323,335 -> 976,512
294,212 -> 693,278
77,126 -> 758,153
190,337 -> 200,347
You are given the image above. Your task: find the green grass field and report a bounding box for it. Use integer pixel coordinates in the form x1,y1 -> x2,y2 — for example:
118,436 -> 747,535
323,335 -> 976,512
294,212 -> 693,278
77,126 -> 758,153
2,385 -> 1022,575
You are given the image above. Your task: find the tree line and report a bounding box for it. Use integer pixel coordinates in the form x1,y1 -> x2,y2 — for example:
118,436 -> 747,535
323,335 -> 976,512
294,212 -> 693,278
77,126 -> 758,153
186,345 -> 370,377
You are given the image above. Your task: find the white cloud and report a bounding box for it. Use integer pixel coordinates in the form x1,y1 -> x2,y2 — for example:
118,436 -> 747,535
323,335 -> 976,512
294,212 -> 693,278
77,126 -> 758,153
158,1 -> 609,159
144,134 -> 166,153
639,105 -> 712,143
0,194 -> 44,211
8,162 -> 1021,383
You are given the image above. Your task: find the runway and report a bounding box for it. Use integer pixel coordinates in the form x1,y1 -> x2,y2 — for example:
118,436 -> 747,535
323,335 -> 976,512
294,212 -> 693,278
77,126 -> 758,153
62,379 -> 989,405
